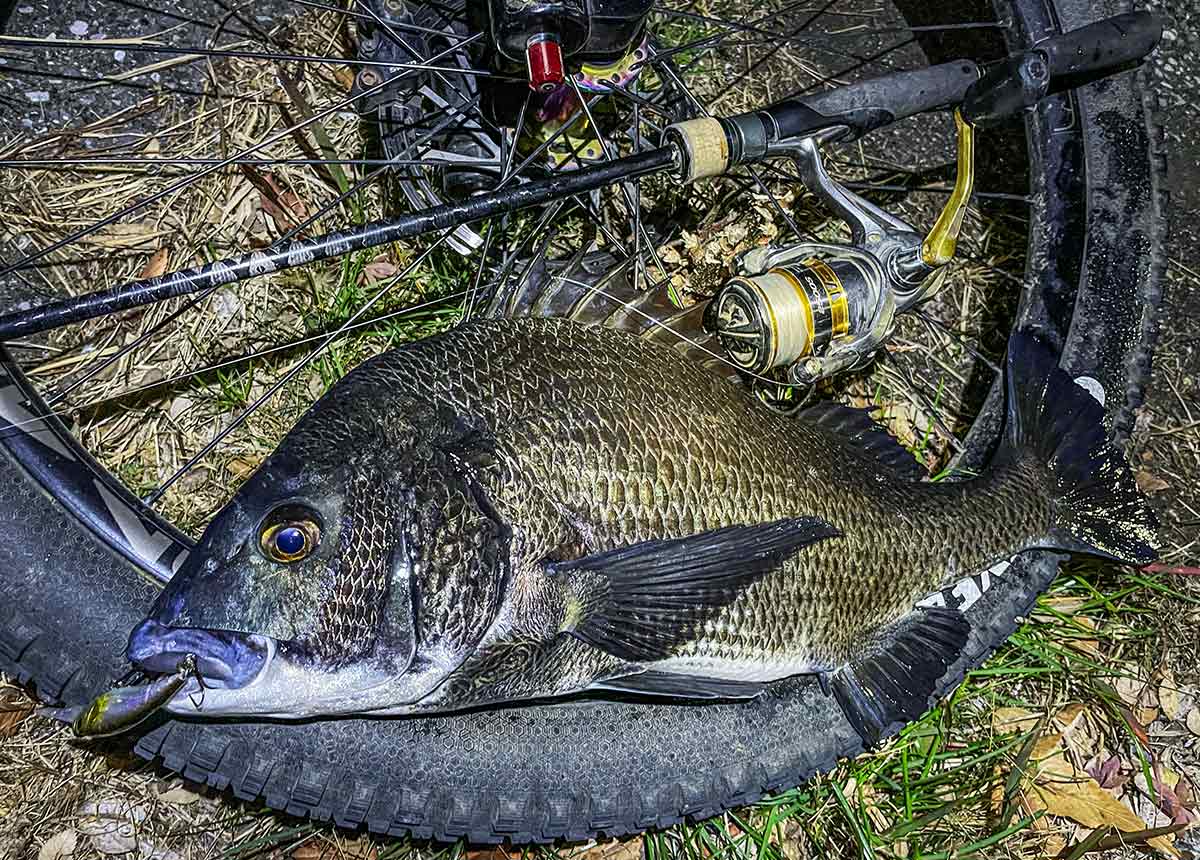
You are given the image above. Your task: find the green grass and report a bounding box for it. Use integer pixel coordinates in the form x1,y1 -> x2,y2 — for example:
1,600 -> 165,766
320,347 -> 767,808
189,562 -> 1169,860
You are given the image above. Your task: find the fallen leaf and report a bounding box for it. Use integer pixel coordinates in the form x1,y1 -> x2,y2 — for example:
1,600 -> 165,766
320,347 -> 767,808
138,247 -> 169,280
1176,772 -> 1194,808
1064,615 -> 1102,657
992,706 -> 1040,734
1115,673 -> 1148,709
156,785 -> 201,805
77,800 -> 150,855
359,259 -> 399,285
291,842 -> 326,860
1187,708 -> 1200,737
1087,754 -> 1126,790
1158,668 -> 1182,720
90,222 -> 164,249
1135,469 -> 1169,494
1029,814 -> 1067,857
777,817 -> 807,860
658,245 -> 683,266
333,66 -> 356,90
464,848 -> 524,860
226,457 -> 257,480
38,829 -> 77,860
0,699 -> 33,737
1040,596 -> 1086,614
1018,733 -> 1177,855
577,836 -> 644,860
239,165 -> 308,233
1055,703 -> 1104,761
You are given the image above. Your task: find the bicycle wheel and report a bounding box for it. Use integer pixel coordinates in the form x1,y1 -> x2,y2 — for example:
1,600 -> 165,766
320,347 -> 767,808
0,0 -> 1165,843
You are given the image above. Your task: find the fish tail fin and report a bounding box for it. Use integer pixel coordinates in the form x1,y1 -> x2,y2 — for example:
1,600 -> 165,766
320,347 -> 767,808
999,331 -> 1157,564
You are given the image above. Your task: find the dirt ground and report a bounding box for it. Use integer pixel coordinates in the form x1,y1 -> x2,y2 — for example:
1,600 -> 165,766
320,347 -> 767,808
0,0 -> 1198,858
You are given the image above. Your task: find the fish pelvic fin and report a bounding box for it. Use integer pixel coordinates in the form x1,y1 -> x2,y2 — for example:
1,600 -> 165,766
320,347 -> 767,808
830,605 -> 969,748
548,517 -> 840,663
588,671 -> 767,700
1001,332 -> 1158,564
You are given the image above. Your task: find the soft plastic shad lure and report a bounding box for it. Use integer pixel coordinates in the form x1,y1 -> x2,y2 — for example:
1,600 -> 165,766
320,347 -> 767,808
73,654 -> 198,738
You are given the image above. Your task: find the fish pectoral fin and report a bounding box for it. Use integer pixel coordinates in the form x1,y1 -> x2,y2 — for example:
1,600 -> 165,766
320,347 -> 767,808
548,516 -> 840,662
589,670 -> 767,700
829,605 -> 970,749
798,402 -> 926,480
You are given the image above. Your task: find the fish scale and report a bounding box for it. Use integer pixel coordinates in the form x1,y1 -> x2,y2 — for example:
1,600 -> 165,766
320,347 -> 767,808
115,317 -> 1155,740
331,319 -> 1043,672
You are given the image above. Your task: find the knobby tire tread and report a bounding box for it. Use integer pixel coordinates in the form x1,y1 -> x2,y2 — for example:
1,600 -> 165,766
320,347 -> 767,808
0,0 -> 1169,844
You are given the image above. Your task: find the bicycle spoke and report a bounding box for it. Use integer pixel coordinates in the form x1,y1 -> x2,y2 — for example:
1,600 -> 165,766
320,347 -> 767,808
141,230 -> 455,506
286,0 -> 475,42
38,89 -> 489,404
0,0 -> 1038,556
0,35 -> 493,74
0,64 -> 220,101
0,33 -> 482,278
356,1 -> 499,137
101,0 -> 261,42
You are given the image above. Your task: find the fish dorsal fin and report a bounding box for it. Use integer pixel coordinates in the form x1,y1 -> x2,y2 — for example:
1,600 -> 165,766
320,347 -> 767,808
799,402 -> 926,479
830,605 -> 969,747
548,517 -> 840,662
482,248 -> 737,381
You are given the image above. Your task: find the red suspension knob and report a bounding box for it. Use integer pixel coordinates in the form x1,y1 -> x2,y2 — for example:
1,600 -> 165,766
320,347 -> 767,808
526,34 -> 565,92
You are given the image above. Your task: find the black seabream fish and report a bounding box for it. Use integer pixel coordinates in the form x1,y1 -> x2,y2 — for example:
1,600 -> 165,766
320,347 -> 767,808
78,318 -> 1156,744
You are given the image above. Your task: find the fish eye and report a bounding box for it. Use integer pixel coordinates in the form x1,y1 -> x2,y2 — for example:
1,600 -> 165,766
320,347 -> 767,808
258,506 -> 321,563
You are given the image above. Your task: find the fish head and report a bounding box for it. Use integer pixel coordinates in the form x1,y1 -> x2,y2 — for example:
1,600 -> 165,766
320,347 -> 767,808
127,385 -> 511,719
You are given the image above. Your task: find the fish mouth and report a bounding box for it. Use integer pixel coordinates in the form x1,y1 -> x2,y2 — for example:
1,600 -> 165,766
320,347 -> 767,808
127,620 -> 272,690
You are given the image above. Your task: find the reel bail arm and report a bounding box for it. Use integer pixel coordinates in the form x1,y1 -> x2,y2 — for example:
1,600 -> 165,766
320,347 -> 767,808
702,109 -> 980,388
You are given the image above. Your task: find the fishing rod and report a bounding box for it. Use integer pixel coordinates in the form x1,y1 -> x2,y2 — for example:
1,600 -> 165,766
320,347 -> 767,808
0,11 -> 1160,342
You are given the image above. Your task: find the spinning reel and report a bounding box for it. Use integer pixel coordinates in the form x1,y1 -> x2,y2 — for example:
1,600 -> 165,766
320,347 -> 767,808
698,113 -> 976,387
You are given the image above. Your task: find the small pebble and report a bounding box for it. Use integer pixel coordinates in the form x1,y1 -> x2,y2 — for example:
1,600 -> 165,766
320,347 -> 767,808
114,49 -> 126,61
68,20 -> 89,36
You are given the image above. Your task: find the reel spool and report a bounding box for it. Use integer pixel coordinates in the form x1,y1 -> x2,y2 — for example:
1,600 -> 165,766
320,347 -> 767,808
706,252 -> 875,376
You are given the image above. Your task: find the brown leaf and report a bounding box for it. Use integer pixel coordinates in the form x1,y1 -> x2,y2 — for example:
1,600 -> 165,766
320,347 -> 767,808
1018,732 -> 1178,855
0,704 -> 32,737
463,848 -> 523,860
359,259 -> 399,285
239,165 -> 308,233
1176,772 -> 1194,808
156,785 -> 201,805
992,706 -> 1040,734
290,841 -> 331,860
138,247 -> 169,280
1157,668 -> 1182,720
1114,673 -> 1147,708
0,685 -> 34,737
1135,469 -> 1170,494
333,66 -> 356,90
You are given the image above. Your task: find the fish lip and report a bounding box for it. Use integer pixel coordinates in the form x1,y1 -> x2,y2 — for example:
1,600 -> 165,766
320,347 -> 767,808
127,620 -> 271,690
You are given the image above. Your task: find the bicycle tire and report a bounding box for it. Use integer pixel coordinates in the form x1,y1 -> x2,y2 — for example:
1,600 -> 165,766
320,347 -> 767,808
0,0 -> 1167,843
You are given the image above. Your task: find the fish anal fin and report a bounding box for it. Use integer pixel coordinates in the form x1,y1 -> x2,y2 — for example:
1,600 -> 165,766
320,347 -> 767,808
590,671 -> 767,701
830,606 -> 969,748
551,517 -> 840,662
